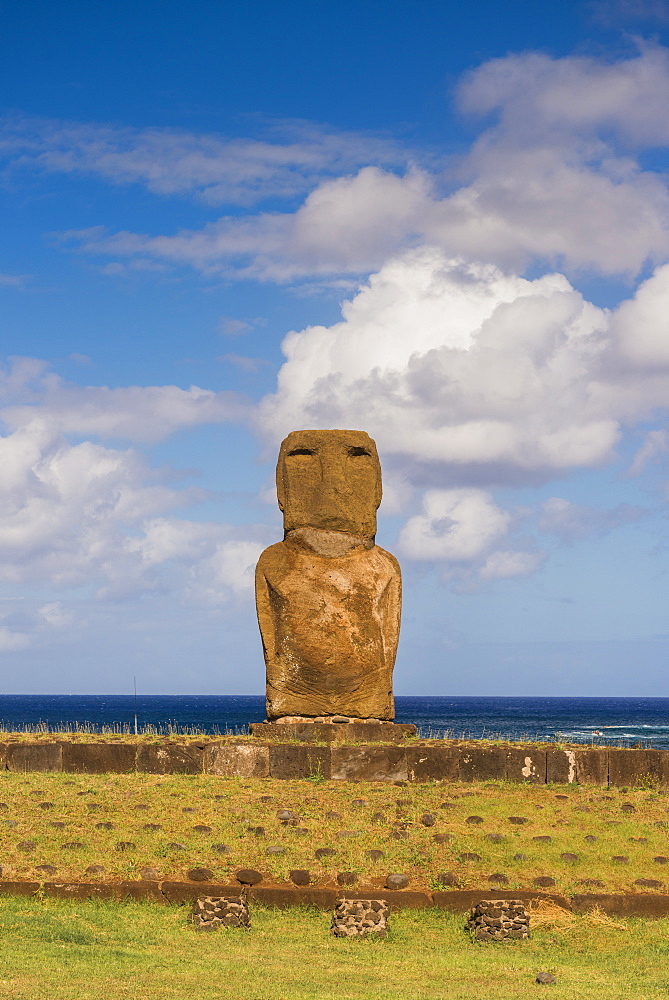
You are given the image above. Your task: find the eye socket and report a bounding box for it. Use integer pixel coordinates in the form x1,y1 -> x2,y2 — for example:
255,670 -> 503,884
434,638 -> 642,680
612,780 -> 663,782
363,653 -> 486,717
349,446 -> 370,457
287,447 -> 315,456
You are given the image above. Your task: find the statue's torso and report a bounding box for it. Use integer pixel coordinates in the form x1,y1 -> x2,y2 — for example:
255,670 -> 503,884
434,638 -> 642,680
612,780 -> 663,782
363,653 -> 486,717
256,538 -> 400,720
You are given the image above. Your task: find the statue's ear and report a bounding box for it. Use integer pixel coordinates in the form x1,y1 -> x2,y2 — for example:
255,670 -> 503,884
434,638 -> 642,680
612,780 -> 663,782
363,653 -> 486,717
368,438 -> 383,510
275,435 -> 292,512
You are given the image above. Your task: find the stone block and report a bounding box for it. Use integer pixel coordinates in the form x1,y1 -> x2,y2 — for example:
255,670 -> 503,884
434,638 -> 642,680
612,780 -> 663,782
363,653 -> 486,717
0,880 -> 40,897
432,889 -> 571,912
458,745 -> 507,782
42,882 -> 118,901
467,898 -> 530,941
330,746 -> 407,782
546,747 -> 577,784
574,748 -> 608,786
608,749 -> 668,789
250,722 -> 416,743
571,893 -> 669,918
5,743 -> 63,772
268,744 -> 331,779
331,897 -> 389,937
161,881 -> 239,904
62,743 -> 136,774
191,895 -> 250,930
248,886 -> 339,909
135,743 -> 203,775
406,746 -> 459,782
205,743 -> 270,778
505,746 -> 546,784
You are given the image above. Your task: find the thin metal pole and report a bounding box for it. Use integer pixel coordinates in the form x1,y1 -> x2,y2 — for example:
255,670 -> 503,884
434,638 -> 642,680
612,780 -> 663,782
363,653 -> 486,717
133,676 -> 138,736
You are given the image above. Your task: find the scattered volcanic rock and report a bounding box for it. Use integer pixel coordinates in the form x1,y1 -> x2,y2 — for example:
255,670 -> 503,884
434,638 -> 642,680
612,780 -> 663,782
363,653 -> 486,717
34,865 -> 57,875
289,869 -> 310,886
182,807 -> 198,813
325,811 -> 342,821
50,821 -> 66,829
95,822 -> 115,830
508,816 -> 529,825
433,834 -> 454,844
140,867 -> 160,880
143,823 -> 162,831
533,836 -> 552,843
611,856 -> 629,864
194,825 -> 214,834
167,842 -> 187,851
536,973 -> 557,985
351,799 -> 368,807
578,879 -> 605,888
533,876 -> 556,887
438,872 -> 460,886
366,850 -> 385,862
487,873 -> 509,884
384,873 -> 409,890
38,802 -> 54,810
235,868 -> 263,886
315,847 -> 337,859
636,878 -> 663,888
459,853 -> 482,862
466,815 -> 484,825
212,844 -> 231,854
85,865 -> 106,875
513,853 -> 528,862
390,830 -> 408,840
187,867 -> 214,882
486,834 -> 504,843
584,836 -> 597,844
653,856 -> 669,864
621,803 -> 636,813
61,842 -> 84,850
337,872 -> 357,886
266,845 -> 286,855
371,812 -> 386,823
17,841 -> 36,852
560,853 -> 579,862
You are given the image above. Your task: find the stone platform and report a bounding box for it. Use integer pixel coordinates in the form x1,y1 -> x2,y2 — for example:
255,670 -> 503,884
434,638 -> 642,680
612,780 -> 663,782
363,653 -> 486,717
249,721 -> 417,743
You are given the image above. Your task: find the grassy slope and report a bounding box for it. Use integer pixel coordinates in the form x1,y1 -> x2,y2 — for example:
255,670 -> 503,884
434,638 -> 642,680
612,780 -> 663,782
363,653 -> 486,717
0,897 -> 668,1000
2,772 -> 669,893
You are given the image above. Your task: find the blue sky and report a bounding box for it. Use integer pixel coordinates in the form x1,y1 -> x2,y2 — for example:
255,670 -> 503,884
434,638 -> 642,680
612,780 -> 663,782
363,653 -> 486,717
2,0 -> 669,696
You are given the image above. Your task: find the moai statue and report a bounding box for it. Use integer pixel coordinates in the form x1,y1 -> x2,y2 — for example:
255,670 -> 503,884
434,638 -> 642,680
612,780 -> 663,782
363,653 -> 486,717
255,430 -> 401,722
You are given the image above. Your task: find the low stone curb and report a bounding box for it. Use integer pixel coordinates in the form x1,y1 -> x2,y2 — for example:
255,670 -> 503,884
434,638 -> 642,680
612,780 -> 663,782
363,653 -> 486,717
3,739 -> 669,786
3,879 -> 669,917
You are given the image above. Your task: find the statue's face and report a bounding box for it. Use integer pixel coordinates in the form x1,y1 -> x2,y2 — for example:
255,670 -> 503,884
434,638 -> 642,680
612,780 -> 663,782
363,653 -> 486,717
276,429 -> 382,536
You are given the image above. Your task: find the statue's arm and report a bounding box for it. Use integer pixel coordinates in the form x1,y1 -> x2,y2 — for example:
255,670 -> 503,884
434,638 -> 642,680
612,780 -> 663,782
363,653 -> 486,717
255,550 -> 278,666
379,551 -> 402,664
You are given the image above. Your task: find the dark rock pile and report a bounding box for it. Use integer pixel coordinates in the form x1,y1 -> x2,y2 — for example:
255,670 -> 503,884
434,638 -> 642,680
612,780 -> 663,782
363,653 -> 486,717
330,898 -> 389,938
467,899 -> 530,941
191,895 -> 250,931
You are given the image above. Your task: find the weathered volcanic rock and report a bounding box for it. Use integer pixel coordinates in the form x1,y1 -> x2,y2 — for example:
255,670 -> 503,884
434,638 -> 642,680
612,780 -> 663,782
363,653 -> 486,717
384,873 -> 409,890
187,867 -> 214,882
235,868 -> 263,886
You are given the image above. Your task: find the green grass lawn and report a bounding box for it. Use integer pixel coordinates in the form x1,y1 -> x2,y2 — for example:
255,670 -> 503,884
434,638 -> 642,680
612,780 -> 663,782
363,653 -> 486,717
0,896 -> 668,999
2,771 -> 669,893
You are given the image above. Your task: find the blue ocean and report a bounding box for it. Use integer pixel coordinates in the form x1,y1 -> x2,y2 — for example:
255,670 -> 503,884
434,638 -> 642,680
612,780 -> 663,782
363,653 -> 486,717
1,695 -> 669,748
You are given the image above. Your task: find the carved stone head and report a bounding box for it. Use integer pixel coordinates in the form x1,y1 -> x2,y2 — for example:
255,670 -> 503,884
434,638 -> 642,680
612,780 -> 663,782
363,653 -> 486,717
276,429 -> 382,537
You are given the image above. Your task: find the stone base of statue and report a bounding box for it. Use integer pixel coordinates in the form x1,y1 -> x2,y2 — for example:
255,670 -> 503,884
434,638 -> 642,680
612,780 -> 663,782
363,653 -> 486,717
249,718 -> 417,743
